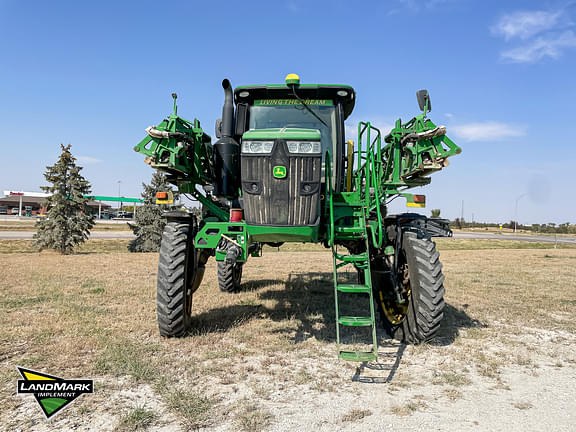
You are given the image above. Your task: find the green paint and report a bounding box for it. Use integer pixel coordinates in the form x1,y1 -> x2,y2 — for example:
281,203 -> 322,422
84,195 -> 142,203
273,166 -> 287,178
247,224 -> 319,243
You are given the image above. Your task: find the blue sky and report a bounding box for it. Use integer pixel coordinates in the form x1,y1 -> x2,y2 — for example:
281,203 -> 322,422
1,0 -> 575,224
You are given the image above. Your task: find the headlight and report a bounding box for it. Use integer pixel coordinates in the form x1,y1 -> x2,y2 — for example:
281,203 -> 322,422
241,140 -> 274,153
286,141 -> 321,154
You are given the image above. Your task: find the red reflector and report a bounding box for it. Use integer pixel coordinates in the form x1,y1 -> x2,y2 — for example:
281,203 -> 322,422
230,208 -> 242,222
156,192 -> 168,199
413,195 -> 426,203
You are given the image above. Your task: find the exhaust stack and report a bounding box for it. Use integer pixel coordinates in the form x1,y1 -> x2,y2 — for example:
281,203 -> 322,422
213,79 -> 240,199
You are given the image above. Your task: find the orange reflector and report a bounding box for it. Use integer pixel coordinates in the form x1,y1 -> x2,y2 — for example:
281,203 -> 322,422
230,208 -> 242,222
156,192 -> 168,199
413,195 -> 426,203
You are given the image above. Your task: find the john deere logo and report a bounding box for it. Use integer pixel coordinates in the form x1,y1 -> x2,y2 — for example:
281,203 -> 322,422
273,166 -> 287,179
16,367 -> 94,419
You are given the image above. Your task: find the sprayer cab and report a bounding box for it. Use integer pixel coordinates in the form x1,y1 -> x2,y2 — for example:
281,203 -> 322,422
212,75 -> 356,226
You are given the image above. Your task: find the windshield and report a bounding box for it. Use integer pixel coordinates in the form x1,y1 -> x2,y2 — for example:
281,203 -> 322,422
248,103 -> 337,156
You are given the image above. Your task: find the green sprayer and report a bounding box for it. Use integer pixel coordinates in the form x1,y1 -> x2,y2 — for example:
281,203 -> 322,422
134,74 -> 461,361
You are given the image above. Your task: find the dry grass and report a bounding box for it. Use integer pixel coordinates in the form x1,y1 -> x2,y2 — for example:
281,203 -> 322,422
435,238 -> 576,250
340,408 -> 372,422
0,239 -> 131,254
234,401 -> 273,432
513,401 -> 534,410
117,406 -> 157,431
1,239 -> 575,429
0,221 -> 131,231
164,390 -> 213,429
389,399 -> 428,416
432,371 -> 472,386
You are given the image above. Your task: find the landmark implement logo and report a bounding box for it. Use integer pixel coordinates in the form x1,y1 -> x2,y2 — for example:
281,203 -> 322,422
16,367 -> 94,419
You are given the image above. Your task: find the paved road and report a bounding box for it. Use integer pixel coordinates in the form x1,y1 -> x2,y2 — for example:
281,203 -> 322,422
1,230 -> 574,244
452,231 -> 576,244
0,231 -> 135,239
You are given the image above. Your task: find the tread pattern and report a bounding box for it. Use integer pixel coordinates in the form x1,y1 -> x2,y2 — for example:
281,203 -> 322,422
157,221 -> 193,337
400,231 -> 445,343
374,229 -> 445,343
217,261 -> 243,293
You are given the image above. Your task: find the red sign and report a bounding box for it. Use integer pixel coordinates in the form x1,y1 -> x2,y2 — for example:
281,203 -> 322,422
9,192 -> 24,196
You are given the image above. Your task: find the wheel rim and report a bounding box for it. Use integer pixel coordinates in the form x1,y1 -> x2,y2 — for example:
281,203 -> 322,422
379,255 -> 411,325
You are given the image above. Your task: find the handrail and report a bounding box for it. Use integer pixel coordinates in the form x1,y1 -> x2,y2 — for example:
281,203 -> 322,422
325,151 -> 335,248
357,121 -> 383,248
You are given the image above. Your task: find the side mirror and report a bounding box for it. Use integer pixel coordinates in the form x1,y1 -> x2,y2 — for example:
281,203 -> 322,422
215,118 -> 222,139
416,89 -> 431,113
235,103 -> 248,136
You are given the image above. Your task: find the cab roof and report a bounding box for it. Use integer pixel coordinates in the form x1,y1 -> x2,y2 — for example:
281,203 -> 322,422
234,84 -> 356,119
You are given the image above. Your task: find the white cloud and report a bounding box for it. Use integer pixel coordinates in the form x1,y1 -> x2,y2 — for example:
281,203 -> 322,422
501,30 -> 576,63
491,8 -> 576,63
450,121 -> 526,142
492,10 -> 563,40
76,156 -> 102,164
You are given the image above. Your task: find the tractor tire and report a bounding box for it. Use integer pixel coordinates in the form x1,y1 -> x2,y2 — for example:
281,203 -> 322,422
374,230 -> 445,344
217,261 -> 243,293
156,220 -> 197,337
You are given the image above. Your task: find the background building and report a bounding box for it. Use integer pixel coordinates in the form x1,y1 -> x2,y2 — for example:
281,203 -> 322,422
0,191 -> 111,217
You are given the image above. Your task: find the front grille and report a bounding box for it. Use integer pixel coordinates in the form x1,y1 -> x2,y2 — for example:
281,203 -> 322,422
241,141 -> 322,226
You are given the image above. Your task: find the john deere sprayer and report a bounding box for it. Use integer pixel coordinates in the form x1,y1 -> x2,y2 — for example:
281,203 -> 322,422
134,74 -> 461,361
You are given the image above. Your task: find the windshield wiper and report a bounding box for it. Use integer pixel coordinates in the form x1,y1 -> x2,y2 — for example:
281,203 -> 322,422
290,87 -> 328,127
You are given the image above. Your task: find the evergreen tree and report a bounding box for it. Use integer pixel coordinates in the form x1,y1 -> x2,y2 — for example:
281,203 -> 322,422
128,171 -> 179,252
34,144 -> 94,254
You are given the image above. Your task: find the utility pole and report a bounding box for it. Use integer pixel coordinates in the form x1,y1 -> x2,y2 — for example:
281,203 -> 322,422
118,180 -> 123,212
514,193 -> 527,233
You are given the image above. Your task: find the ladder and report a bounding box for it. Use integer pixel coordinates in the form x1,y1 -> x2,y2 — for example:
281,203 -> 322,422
331,199 -> 378,362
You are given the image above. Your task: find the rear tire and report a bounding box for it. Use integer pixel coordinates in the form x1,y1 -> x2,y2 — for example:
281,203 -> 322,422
217,261 -> 243,293
373,230 -> 445,343
157,220 -> 197,337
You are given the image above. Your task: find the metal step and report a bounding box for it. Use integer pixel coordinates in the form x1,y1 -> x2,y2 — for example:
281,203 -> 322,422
338,316 -> 373,326
336,261 -> 368,270
339,350 -> 377,362
337,284 -> 371,293
334,252 -> 368,262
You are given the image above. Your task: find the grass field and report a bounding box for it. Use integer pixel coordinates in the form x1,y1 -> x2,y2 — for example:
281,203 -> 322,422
1,239 -> 575,431
0,221 -> 131,232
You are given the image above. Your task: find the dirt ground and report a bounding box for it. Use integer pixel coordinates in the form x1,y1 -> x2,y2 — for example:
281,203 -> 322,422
1,240 -> 575,431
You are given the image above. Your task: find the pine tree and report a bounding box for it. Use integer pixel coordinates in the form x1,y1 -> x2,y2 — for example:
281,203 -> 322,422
34,144 -> 94,254
128,171 -> 179,252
